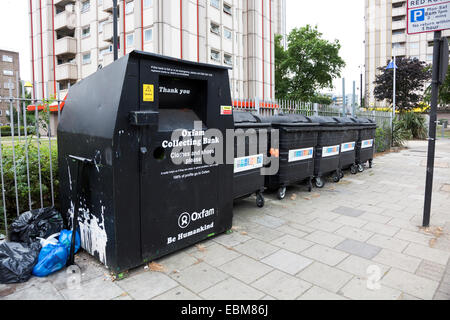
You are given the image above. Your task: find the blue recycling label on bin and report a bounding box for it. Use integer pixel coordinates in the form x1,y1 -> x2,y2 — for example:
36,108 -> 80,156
288,147 -> 314,163
341,141 -> 356,153
322,145 -> 340,158
234,154 -> 264,173
361,139 -> 374,149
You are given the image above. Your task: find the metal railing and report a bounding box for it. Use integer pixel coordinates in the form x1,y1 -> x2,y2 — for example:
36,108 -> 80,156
0,77 -> 65,239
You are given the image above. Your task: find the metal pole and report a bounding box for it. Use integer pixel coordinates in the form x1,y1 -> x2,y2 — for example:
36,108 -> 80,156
342,78 -> 346,116
113,0 -> 118,61
360,71 -> 363,108
352,80 -> 356,117
391,55 -> 396,147
423,31 -> 442,228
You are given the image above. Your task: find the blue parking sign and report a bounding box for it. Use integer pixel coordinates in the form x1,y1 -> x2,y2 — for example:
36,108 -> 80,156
411,9 -> 425,22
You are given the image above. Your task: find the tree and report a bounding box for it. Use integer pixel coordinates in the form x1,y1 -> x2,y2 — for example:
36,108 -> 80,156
424,65 -> 450,107
275,25 -> 345,102
373,57 -> 431,112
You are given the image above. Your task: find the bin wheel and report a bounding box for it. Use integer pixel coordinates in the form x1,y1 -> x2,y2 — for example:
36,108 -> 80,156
315,177 -> 325,189
369,160 -> 373,168
358,164 -> 365,173
277,187 -> 287,200
339,170 -> 344,179
332,171 -> 340,183
350,165 -> 358,175
256,192 -> 265,208
308,180 -> 313,192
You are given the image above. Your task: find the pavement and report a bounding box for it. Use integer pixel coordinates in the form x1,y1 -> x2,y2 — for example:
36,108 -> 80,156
1,139 -> 450,300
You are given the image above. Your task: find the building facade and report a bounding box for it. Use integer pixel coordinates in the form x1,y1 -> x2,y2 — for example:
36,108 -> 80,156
364,0 -> 450,107
29,0 -> 286,102
0,50 -> 20,125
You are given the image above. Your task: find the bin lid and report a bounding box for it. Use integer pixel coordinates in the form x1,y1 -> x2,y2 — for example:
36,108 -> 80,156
234,111 -> 271,128
333,117 -> 360,126
254,114 -> 319,127
306,116 -> 342,126
350,117 -> 377,127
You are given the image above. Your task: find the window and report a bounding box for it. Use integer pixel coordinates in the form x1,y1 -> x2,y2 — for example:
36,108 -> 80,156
143,0 -> 152,8
144,28 -> 153,42
98,20 -> 106,33
409,42 -> 419,49
224,53 -> 232,66
99,46 -> 112,58
4,82 -> 14,90
81,0 -> 90,13
223,28 -> 232,40
223,3 -> 232,15
211,0 -> 220,9
427,54 -> 433,61
98,0 -> 103,5
3,70 -> 13,76
125,1 -> 134,14
2,55 -> 13,63
210,49 -> 220,62
126,33 -> 134,46
82,25 -> 91,38
82,52 -> 91,64
210,22 -> 220,35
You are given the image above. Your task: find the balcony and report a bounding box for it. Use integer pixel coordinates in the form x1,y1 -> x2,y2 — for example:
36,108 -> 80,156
54,9 -> 76,31
392,0 -> 406,4
55,37 -> 77,57
392,7 -> 406,17
392,19 -> 406,30
392,33 -> 406,43
56,63 -> 78,81
54,0 -> 75,6
103,0 -> 113,12
102,21 -> 114,42
392,47 -> 406,57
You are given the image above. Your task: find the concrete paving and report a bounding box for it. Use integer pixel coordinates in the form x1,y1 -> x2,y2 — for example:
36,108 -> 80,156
1,139 -> 449,300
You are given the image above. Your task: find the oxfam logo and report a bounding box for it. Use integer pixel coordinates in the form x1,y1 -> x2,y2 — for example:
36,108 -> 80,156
178,212 -> 191,229
177,209 -> 215,229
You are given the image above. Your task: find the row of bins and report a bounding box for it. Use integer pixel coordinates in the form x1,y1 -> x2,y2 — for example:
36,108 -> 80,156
233,112 -> 376,206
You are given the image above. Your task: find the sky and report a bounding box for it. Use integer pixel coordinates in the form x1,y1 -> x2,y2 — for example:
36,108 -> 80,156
0,0 -> 365,97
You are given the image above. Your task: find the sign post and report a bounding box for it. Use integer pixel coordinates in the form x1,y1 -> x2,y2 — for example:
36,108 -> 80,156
407,0 -> 450,227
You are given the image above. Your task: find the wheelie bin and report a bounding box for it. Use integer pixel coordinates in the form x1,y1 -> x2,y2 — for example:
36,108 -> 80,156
351,117 -> 377,172
233,112 -> 271,207
306,116 -> 345,188
57,51 -> 235,273
333,117 -> 360,176
255,114 -> 320,200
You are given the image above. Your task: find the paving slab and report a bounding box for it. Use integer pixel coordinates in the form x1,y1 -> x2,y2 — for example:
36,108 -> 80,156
270,234 -> 314,253
382,268 -> 440,300
366,234 -> 410,252
335,226 -> 374,242
301,244 -> 349,266
251,270 -> 312,300
218,256 -> 273,284
415,260 -> 446,282
60,276 -> 125,300
297,262 -> 353,293
116,270 -> 178,300
153,286 -> 201,300
332,206 -> 365,217
298,286 -> 348,300
234,239 -> 279,260
336,255 -> 390,279
190,243 -> 242,267
335,239 -> 382,260
199,278 -> 265,300
169,262 -> 228,294
304,230 -> 346,248
404,243 -> 450,266
339,277 -> 402,300
261,249 -> 313,275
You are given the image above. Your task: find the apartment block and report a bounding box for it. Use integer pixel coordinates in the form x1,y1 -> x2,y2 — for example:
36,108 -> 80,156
0,50 -> 20,125
29,0 -> 286,102
365,0 -> 450,107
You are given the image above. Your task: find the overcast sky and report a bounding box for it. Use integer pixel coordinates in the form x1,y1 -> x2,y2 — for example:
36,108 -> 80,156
0,0 -> 365,96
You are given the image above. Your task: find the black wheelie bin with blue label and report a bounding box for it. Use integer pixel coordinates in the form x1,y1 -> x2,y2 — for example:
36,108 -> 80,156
351,117 -> 377,172
255,114 -> 320,200
233,112 -> 271,207
57,51 -> 235,274
333,117 -> 360,176
306,116 -> 345,188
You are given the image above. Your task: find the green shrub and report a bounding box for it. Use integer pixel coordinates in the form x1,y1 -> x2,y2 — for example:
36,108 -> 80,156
397,112 -> 428,140
393,116 -> 413,147
0,138 -> 58,234
1,126 -> 35,137
375,122 -> 391,153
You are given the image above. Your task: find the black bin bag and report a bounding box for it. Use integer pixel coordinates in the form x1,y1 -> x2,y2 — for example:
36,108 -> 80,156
0,242 -> 41,284
9,208 -> 64,244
